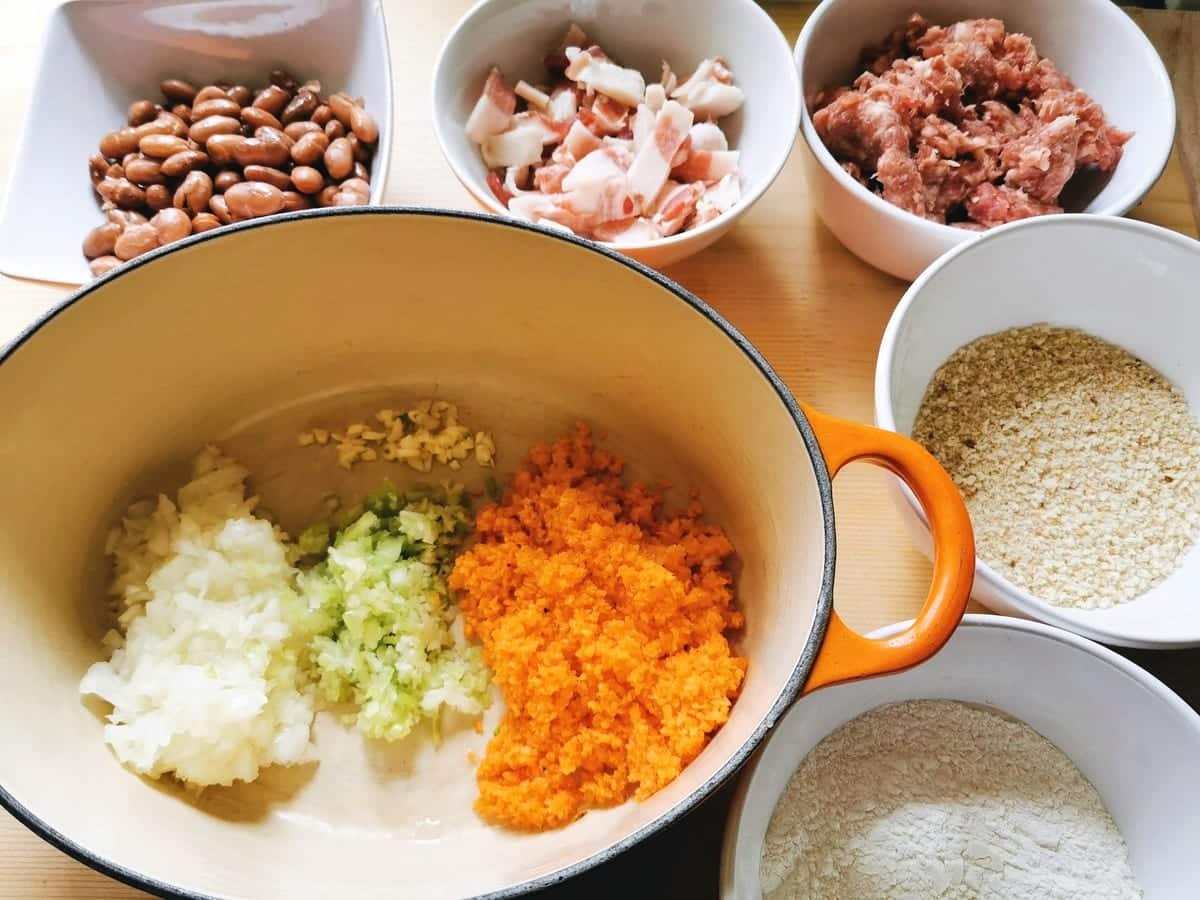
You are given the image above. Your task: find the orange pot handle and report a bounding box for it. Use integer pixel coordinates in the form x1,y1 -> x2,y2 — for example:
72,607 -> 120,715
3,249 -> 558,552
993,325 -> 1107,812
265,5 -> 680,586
800,403 -> 975,694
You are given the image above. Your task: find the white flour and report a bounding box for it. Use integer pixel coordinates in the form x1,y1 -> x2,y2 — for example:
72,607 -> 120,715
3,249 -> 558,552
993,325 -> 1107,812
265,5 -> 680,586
760,700 -> 1142,899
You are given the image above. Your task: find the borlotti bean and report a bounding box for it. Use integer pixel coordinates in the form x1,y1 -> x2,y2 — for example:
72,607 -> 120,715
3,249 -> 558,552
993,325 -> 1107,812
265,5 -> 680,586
83,70 -> 381,275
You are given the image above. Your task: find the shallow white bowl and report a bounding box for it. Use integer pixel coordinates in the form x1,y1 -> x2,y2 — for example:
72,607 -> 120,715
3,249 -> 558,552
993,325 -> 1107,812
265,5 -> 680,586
431,0 -> 800,270
876,215 -> 1200,648
793,0 -> 1176,281
721,614 -> 1200,899
0,0 -> 393,286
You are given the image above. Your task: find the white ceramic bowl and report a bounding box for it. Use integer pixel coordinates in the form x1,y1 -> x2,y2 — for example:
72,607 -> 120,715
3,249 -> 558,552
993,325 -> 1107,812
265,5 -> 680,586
721,614 -> 1200,899
876,215 -> 1200,649
431,0 -> 800,270
793,0 -> 1176,281
0,0 -> 393,286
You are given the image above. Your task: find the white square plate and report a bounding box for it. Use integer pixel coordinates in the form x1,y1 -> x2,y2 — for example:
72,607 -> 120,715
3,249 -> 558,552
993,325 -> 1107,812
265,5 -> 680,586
0,0 -> 393,285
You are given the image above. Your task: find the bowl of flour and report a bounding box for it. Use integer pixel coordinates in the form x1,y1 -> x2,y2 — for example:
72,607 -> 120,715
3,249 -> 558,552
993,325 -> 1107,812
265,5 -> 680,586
720,615 -> 1200,899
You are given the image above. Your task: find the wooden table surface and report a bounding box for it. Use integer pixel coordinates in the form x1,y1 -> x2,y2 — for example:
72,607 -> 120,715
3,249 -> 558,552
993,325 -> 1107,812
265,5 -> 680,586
1,3 -> 1198,898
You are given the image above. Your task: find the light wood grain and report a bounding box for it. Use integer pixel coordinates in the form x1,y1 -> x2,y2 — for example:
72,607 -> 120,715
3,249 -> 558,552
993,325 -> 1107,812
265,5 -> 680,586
0,3 -> 1195,898
1128,7 -> 1200,228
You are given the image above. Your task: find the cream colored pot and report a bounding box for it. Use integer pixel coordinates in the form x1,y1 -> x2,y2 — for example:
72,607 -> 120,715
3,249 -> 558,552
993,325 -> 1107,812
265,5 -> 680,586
0,210 -> 973,899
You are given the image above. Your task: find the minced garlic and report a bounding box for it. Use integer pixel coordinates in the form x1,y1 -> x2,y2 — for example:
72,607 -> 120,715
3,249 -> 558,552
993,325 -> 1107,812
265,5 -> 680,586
298,400 -> 496,472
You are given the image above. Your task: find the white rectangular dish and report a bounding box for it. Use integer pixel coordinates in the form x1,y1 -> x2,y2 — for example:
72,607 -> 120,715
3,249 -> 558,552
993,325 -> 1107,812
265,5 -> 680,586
0,0 -> 393,285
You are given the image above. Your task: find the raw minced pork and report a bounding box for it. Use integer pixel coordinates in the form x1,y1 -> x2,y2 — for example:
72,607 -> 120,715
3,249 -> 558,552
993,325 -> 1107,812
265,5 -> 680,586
812,14 -> 1131,227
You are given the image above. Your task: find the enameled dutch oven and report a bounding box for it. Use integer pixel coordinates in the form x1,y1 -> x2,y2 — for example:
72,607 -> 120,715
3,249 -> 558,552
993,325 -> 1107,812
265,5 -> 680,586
0,209 -> 973,899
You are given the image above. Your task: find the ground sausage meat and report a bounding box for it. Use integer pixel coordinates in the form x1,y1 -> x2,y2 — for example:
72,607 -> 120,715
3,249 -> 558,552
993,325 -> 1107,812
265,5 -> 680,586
812,15 -> 1131,227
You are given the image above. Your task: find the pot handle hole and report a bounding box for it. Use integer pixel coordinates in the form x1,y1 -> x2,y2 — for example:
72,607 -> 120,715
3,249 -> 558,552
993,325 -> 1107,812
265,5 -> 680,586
799,404 -> 975,693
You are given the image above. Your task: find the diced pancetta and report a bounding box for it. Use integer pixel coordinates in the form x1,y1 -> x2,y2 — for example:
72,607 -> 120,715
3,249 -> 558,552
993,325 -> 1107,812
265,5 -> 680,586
515,81 -> 551,111
671,59 -> 746,119
481,121 -> 545,168
564,119 -> 603,158
671,149 -> 739,184
466,68 -> 517,144
465,24 -> 743,244
690,173 -> 741,226
593,216 -> 663,244
632,104 -> 656,152
548,86 -> 578,122
625,99 -> 694,211
565,47 -> 646,108
651,181 -> 704,236
689,122 -> 728,152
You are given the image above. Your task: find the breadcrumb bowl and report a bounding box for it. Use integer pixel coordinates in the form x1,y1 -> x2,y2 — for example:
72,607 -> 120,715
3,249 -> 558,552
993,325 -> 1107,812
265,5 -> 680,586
877,215 -> 1200,649
0,209 -> 972,899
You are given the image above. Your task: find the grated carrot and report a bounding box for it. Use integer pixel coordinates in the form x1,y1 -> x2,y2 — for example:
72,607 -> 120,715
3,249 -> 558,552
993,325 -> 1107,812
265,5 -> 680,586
449,423 -> 746,831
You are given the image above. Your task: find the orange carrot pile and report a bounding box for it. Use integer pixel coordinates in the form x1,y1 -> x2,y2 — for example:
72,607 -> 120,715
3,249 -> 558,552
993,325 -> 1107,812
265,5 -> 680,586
449,423 -> 746,831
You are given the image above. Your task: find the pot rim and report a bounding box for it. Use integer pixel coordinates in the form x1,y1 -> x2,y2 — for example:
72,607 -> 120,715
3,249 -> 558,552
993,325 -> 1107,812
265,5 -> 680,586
0,207 -> 838,900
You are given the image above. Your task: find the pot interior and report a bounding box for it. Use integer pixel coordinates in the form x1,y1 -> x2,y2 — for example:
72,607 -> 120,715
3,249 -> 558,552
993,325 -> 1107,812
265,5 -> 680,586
0,211 -> 829,898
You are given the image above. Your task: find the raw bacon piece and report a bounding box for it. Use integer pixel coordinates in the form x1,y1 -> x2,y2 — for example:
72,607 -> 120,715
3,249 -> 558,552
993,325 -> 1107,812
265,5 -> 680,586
578,95 -> 630,137
671,149 -> 739,185
512,111 -> 571,146
625,99 -> 694,211
507,192 -> 560,222
534,163 -> 572,194
546,179 -> 636,232
671,58 -> 745,119
670,135 -> 692,169
660,61 -> 678,95
481,121 -> 544,168
562,148 -> 626,192
690,172 -> 741,227
632,104 -> 656,152
466,68 -> 517,144
486,170 -> 511,205
651,181 -> 704,236
565,47 -> 646,107
547,86 -> 578,122
593,217 -> 662,244
564,119 -> 603,159
690,122 -> 728,153
645,83 -> 667,112
506,165 -> 532,193
601,138 -> 636,171
515,81 -> 551,111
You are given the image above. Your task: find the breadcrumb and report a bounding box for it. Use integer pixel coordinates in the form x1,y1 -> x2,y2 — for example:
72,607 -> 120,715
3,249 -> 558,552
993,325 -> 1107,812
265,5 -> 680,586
449,423 -> 746,831
914,325 -> 1200,607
